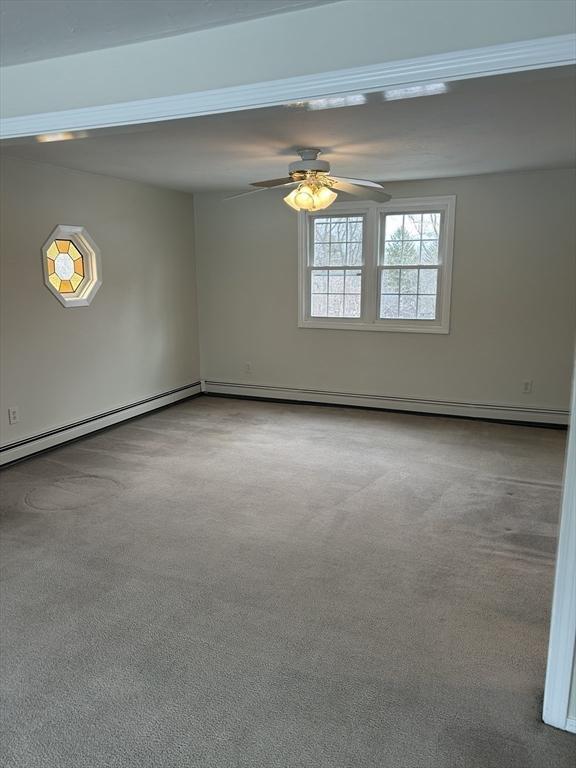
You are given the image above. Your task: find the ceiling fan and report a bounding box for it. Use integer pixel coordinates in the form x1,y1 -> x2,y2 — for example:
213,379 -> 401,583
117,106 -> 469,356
227,148 -> 391,212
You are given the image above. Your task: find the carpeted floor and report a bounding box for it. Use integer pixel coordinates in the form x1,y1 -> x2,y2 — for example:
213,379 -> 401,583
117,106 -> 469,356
0,396 -> 574,767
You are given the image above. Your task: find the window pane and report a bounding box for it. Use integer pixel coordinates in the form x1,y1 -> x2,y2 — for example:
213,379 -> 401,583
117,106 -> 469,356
381,295 -> 399,318
419,268 -> 437,294
417,295 -> 436,319
381,268 -> 400,293
420,240 -> 439,265
422,213 -> 440,239
310,266 -> 362,319
399,295 -> 417,318
311,294 -> 328,316
329,242 -> 346,266
400,269 -> 418,293
383,211 -> 442,268
344,295 -> 361,317
313,242 -> 330,266
384,214 -> 404,240
311,270 -> 328,294
314,220 -> 330,243
328,294 -> 344,316
345,271 -> 362,294
380,266 -> 438,321
312,215 -> 364,267
328,270 -> 345,293
330,220 -> 347,242
346,241 -> 363,266
348,219 -> 363,241
403,214 -> 422,240
384,240 -> 403,265
401,241 -> 420,265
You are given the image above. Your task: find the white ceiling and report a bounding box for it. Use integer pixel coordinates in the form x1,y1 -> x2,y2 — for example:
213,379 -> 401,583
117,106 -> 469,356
2,68 -> 575,191
0,0 -> 339,66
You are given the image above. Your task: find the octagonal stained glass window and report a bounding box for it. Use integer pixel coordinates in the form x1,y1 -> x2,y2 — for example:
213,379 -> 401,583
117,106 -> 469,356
47,239 -> 84,294
42,225 -> 101,307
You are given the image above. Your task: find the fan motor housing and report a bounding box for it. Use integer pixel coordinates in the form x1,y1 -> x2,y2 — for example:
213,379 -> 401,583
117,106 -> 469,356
289,148 -> 330,178
289,159 -> 330,176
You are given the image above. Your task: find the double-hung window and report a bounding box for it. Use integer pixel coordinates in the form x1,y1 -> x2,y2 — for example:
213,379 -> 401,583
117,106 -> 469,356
299,196 -> 455,333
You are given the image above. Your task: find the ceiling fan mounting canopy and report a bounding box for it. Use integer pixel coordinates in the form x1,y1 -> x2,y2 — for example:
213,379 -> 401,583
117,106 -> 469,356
288,148 -> 330,178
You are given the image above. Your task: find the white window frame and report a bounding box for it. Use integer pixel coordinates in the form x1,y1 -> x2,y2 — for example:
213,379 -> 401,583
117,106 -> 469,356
298,196 -> 456,334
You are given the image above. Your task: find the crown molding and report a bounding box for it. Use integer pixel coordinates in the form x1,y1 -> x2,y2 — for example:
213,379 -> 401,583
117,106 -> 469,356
1,34 -> 575,140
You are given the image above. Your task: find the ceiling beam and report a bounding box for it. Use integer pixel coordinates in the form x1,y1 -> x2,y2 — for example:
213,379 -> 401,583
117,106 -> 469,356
1,34 -> 575,140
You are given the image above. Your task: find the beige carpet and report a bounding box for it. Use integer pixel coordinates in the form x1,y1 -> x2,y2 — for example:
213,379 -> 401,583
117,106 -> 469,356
0,396 -> 574,767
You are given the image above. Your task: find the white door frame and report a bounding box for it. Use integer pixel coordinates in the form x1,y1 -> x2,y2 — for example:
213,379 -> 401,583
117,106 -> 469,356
0,34 -> 574,139
543,357 -> 576,733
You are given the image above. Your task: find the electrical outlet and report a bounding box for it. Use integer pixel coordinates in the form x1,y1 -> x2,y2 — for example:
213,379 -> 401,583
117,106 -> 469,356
522,380 -> 533,395
244,361 -> 252,375
8,406 -> 20,425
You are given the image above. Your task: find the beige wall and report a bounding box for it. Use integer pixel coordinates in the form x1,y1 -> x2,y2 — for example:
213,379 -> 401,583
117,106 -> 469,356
2,0 -> 575,118
0,155 -> 199,446
2,161 -> 574,446
195,168 -> 576,411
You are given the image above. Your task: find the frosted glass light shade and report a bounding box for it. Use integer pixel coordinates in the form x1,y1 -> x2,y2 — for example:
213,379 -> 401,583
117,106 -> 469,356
284,183 -> 337,212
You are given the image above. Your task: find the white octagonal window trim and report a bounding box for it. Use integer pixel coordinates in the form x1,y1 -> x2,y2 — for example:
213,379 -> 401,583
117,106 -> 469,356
41,225 -> 102,307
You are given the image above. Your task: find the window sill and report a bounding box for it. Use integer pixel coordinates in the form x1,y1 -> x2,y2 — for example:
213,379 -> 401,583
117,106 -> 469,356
298,319 -> 450,334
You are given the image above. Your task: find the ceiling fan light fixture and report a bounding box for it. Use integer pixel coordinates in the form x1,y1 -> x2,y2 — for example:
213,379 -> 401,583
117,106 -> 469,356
283,179 -> 338,212
227,149 -> 390,208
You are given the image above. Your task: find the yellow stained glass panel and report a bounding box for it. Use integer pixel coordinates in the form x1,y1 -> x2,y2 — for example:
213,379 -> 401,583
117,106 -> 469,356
68,243 -> 82,261
47,259 -> 55,275
70,273 -> 83,290
47,241 -> 59,259
49,273 -> 61,290
73,258 -> 84,276
59,280 -> 73,293
56,239 -> 70,253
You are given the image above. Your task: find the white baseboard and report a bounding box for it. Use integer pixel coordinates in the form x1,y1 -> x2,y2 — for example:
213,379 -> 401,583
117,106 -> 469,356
203,381 -> 569,425
2,379 -> 567,466
566,718 -> 576,734
0,382 -> 202,466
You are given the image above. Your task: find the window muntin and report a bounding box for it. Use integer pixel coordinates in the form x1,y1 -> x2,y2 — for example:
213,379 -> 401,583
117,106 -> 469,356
309,214 -> 364,319
379,212 -> 441,320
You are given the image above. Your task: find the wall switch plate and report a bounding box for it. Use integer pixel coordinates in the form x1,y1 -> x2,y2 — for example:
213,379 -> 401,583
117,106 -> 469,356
8,406 -> 20,424
522,380 -> 533,394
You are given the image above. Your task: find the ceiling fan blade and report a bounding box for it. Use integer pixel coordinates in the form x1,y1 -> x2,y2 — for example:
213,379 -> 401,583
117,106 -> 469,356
250,177 -> 294,188
224,181 -> 298,201
330,176 -> 389,191
224,187 -> 271,200
331,178 -> 391,202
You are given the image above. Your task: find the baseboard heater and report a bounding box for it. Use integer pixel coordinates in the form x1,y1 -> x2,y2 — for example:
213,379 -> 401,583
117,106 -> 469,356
0,381 -> 202,466
1,379 -> 567,466
203,380 -> 569,426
